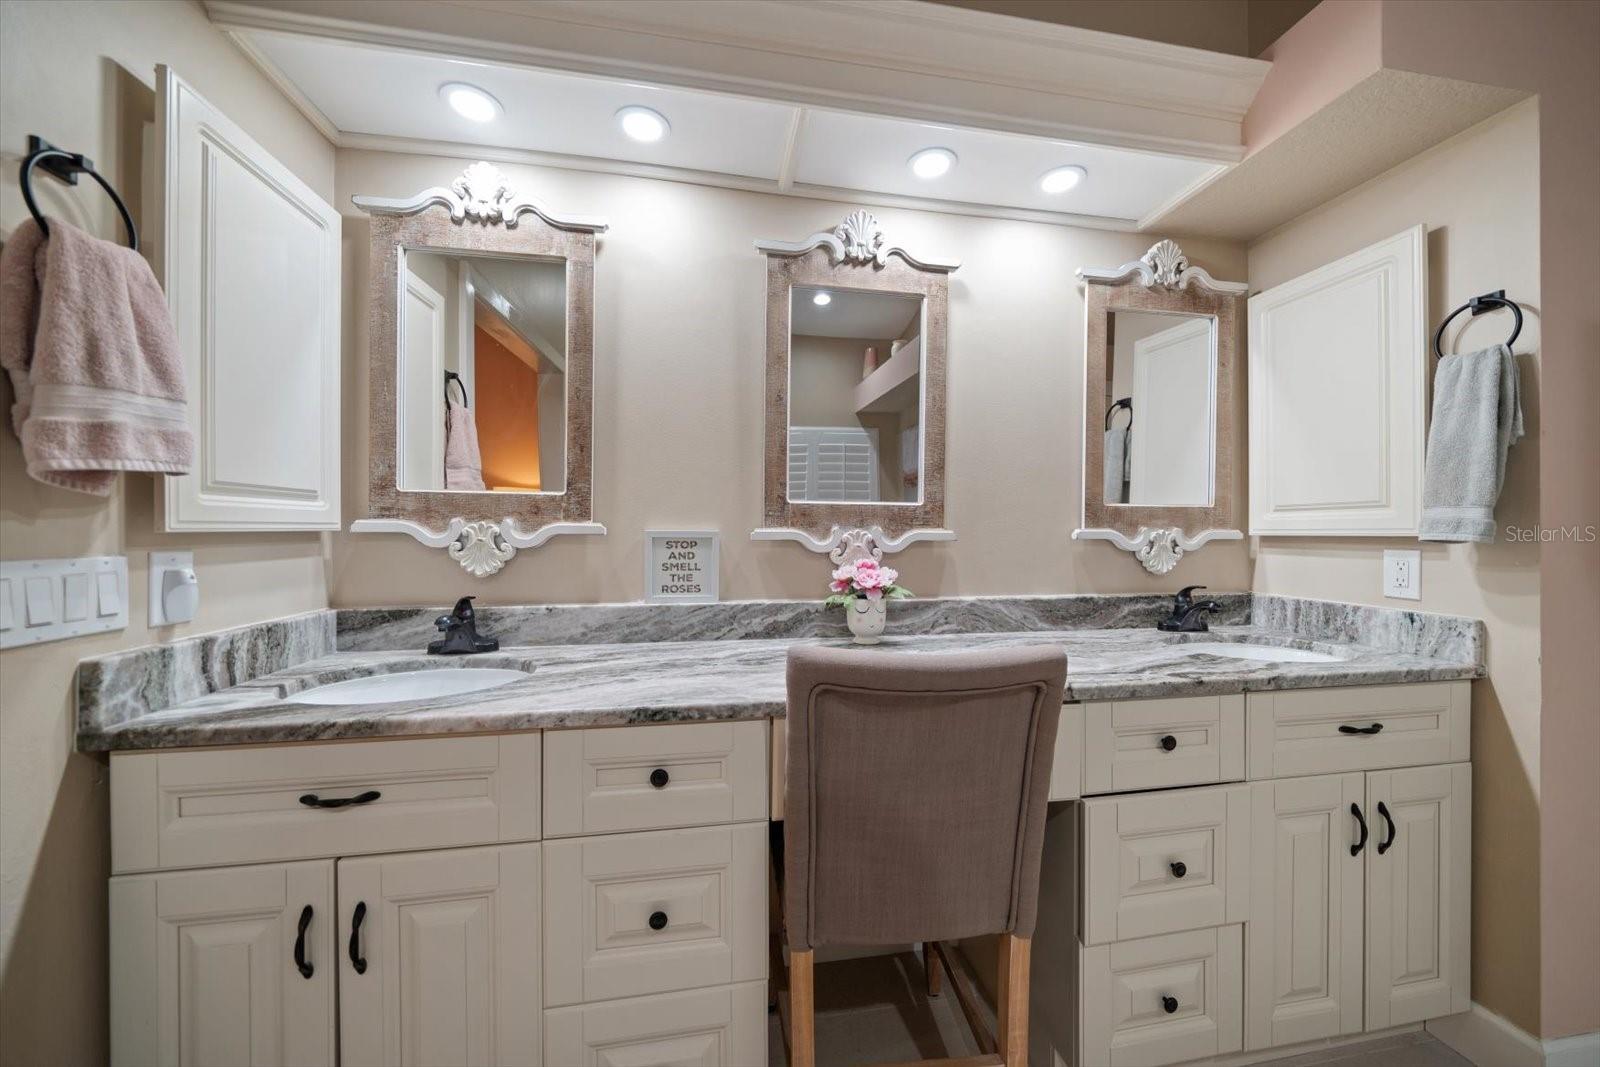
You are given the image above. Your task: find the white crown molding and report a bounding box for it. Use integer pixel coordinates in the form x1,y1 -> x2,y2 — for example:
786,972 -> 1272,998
752,526 -> 956,562
756,210 -> 959,272
350,518 -> 607,577
352,161 -> 608,232
205,0 -> 1265,163
1078,239 -> 1248,294
1073,526 -> 1243,575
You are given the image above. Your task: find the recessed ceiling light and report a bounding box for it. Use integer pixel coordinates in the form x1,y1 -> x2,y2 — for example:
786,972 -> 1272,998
440,82 -> 501,123
812,291 -> 832,307
1040,164 -> 1087,194
908,147 -> 957,180
617,105 -> 670,143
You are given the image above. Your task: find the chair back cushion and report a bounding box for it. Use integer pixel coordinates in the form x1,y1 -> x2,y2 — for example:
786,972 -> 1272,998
784,644 -> 1065,949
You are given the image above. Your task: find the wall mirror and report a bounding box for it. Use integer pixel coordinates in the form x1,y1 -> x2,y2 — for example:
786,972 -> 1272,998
753,212 -> 958,560
1075,240 -> 1245,574
353,162 -> 607,577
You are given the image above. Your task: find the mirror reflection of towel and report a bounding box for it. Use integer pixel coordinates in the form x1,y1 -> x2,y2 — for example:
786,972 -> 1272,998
445,398 -> 486,491
1103,427 -> 1129,503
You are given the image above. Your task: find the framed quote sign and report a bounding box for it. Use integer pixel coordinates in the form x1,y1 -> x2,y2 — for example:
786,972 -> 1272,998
645,531 -> 719,603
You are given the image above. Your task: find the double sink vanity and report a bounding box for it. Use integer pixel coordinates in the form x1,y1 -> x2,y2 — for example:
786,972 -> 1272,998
79,592 -> 1481,1067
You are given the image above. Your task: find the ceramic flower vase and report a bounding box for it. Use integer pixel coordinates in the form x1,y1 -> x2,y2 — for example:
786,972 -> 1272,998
847,597 -> 887,644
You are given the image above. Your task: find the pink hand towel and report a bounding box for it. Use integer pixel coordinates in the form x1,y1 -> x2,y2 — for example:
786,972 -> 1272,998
0,217 -> 192,495
444,396 -> 486,491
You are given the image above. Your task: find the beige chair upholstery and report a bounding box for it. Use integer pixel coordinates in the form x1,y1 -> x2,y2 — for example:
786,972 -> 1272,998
784,643 -> 1066,949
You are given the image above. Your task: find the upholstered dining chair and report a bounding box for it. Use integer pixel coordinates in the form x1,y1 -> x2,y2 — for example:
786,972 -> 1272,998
775,644 -> 1067,1067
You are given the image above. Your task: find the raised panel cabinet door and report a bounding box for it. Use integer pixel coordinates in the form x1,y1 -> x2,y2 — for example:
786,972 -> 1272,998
1245,774 -> 1365,1051
1079,926 -> 1244,1067
1082,695 -> 1243,795
1365,763 -> 1471,1029
339,844 -> 541,1067
155,65 -> 341,530
544,982 -> 768,1066
109,860 -> 335,1067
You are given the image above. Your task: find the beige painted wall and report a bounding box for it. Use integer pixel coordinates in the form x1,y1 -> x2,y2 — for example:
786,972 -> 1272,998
0,3 -> 334,1063
1248,99 -> 1543,1033
333,149 -> 1252,607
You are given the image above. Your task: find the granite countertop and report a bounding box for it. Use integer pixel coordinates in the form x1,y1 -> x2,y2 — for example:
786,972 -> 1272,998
80,625 -> 1482,752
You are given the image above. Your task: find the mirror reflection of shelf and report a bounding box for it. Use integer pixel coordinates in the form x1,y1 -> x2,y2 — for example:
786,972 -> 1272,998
854,333 -> 921,415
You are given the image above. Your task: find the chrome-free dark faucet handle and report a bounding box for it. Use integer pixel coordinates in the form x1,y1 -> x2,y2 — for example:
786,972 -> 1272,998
1174,585 -> 1206,611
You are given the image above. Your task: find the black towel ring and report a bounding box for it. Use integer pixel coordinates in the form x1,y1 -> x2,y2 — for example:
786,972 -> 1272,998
444,370 -> 468,407
1433,289 -> 1521,359
1104,396 -> 1133,430
19,135 -> 138,251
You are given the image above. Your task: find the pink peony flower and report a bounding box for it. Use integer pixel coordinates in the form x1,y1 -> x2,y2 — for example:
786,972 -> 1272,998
829,579 -> 850,593
864,587 -> 883,600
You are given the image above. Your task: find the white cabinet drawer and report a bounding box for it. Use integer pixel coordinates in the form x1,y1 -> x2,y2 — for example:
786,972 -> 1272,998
1080,926 -> 1243,1067
1082,784 -> 1249,945
110,735 -> 541,874
545,981 -> 768,1066
1082,695 -> 1243,795
543,823 -> 767,1006
544,721 -> 768,837
1246,682 -> 1470,779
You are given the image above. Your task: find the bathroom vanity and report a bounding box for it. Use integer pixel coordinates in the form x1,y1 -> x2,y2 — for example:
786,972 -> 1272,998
79,595 -> 1481,1067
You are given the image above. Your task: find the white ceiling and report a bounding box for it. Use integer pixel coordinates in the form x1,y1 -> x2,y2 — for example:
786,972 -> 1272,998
791,288 -> 920,340
241,30 -> 1225,227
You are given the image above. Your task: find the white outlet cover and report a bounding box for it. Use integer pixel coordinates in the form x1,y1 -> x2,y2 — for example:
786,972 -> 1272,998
1384,549 -> 1421,600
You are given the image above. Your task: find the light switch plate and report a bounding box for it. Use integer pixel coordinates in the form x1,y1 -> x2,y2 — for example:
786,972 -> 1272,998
0,557 -> 128,649
1384,549 -> 1421,600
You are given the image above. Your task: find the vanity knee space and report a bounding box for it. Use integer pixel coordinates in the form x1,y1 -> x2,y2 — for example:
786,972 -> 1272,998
1034,680 -> 1473,1067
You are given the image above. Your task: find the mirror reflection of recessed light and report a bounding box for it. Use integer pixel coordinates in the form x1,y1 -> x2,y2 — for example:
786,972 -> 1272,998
812,291 -> 832,307
909,147 -> 957,180
617,105 -> 670,143
1040,164 -> 1087,194
440,82 -> 501,123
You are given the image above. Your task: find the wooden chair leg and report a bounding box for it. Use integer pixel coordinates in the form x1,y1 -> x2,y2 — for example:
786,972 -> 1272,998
924,941 -> 943,997
790,949 -> 816,1067
997,935 -> 1030,1067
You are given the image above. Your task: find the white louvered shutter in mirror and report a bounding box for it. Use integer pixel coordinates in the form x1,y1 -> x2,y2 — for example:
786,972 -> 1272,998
154,66 -> 340,530
788,426 -> 878,501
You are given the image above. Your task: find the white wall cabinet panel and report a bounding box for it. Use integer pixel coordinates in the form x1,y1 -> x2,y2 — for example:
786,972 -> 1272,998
1248,226 -> 1426,535
109,860 -> 335,1067
1365,763 -> 1471,1029
1245,774 -> 1365,1051
338,844 -> 542,1067
155,65 -> 341,530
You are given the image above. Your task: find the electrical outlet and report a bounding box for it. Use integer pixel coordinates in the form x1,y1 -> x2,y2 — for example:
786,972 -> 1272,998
1384,549 -> 1421,600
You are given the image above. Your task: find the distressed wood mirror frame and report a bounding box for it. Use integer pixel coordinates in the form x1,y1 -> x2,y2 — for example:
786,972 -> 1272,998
752,211 -> 959,560
1075,240 -> 1246,574
351,163 -> 607,577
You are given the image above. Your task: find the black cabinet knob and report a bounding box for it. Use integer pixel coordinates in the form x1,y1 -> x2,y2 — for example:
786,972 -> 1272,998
1161,995 -> 1179,1014
650,768 -> 669,789
648,910 -> 668,931
1170,861 -> 1187,879
1159,735 -> 1178,752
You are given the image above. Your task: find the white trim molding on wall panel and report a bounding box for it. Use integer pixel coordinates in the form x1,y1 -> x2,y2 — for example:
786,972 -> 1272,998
1248,226 -> 1427,536
155,65 -> 342,531
1430,1003 -> 1600,1067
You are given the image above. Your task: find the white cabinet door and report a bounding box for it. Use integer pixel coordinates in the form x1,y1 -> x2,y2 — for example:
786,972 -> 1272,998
1079,926 -> 1243,1067
544,982 -> 768,1067
110,860 -> 335,1067
1365,763 -> 1471,1029
1248,225 -> 1426,535
155,65 -> 341,530
339,844 -> 541,1067
1245,774 -> 1365,1050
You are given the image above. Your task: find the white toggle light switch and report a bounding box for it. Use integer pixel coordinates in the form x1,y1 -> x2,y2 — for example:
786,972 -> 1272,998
62,572 -> 91,622
149,552 -> 199,626
1384,549 -> 1421,600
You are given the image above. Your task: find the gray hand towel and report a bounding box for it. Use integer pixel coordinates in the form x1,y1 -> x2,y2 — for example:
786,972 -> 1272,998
1419,343 -> 1523,542
1103,426 -> 1129,503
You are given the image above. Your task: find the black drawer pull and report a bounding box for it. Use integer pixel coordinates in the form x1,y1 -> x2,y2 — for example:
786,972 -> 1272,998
1169,861 -> 1187,879
1350,802 -> 1369,856
648,910 -> 669,931
1377,800 -> 1396,854
1161,995 -> 1179,1014
1158,735 -> 1178,752
294,904 -> 314,979
349,901 -> 368,975
299,790 -> 381,809
1337,723 -> 1384,735
650,768 -> 670,789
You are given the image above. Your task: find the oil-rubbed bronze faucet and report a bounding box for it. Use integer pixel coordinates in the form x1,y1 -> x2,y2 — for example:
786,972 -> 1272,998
428,597 -> 500,654
1156,585 -> 1222,633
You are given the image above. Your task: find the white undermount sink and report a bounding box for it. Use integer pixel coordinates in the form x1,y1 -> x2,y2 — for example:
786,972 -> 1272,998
293,668 -> 530,706
1177,642 -> 1343,664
